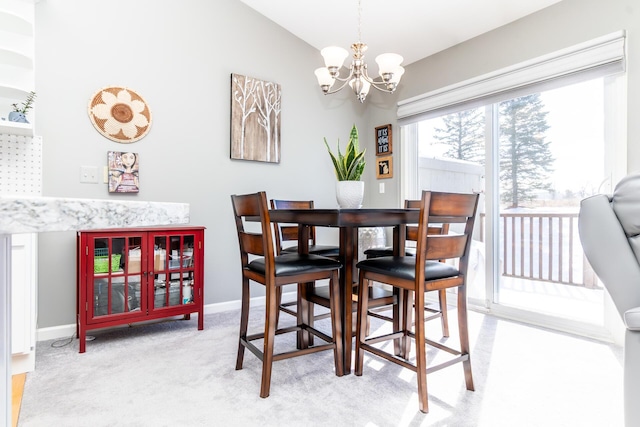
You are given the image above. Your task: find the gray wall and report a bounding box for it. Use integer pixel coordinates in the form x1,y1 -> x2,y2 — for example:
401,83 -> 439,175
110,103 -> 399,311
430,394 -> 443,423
34,0 -> 640,330
33,0 -> 392,328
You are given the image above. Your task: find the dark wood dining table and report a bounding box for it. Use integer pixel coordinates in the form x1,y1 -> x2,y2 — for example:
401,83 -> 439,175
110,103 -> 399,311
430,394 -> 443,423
269,207 -> 422,373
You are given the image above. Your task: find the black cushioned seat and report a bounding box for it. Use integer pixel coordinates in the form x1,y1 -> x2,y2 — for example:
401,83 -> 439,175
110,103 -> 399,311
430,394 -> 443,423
249,253 -> 341,276
356,257 -> 459,281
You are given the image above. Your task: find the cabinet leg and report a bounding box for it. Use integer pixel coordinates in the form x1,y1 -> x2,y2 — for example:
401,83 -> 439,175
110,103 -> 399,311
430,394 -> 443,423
78,329 -> 86,353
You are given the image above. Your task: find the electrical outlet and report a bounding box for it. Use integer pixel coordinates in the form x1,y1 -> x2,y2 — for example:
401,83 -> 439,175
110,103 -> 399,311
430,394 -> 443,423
80,166 -> 99,184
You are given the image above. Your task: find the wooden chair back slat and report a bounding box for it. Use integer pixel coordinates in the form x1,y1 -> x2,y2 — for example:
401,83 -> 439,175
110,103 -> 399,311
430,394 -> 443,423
280,227 -> 299,242
239,233 -> 266,257
405,198 -> 450,243
428,192 -> 479,218
424,234 -> 468,260
231,191 -> 275,270
270,199 -> 317,254
414,191 -> 479,279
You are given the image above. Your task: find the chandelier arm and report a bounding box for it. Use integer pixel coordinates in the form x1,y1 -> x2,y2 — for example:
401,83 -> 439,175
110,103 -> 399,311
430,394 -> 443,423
366,82 -> 395,94
334,65 -> 355,82
361,70 -> 395,93
320,66 -> 355,94
332,74 -> 354,83
323,78 -> 355,95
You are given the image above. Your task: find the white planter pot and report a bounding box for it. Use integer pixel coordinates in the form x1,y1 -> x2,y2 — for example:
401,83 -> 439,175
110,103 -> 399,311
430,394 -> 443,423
336,181 -> 364,209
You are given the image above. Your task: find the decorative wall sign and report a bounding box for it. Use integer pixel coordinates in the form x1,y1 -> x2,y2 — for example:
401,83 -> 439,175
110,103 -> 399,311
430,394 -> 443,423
108,151 -> 139,193
376,155 -> 393,179
375,124 -> 392,156
230,74 -> 281,163
88,87 -> 152,143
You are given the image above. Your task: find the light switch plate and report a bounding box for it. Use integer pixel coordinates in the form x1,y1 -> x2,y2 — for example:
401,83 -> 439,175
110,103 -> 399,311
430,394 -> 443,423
80,166 -> 98,184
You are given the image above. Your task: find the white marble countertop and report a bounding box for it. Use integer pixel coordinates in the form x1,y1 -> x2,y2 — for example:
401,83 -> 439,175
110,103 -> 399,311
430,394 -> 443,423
0,195 -> 190,234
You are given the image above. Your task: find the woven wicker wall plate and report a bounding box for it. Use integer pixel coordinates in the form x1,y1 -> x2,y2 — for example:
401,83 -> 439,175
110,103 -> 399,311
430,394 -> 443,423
88,86 -> 152,143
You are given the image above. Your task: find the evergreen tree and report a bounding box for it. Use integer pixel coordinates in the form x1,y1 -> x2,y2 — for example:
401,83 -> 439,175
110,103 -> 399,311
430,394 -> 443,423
433,108 -> 485,163
499,94 -> 554,207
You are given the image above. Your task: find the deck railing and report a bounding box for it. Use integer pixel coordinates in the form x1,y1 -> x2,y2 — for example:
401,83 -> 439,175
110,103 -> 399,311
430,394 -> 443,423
479,212 -> 598,288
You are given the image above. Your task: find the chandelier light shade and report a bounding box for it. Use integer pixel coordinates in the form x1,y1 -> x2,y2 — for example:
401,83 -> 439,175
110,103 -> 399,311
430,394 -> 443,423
321,46 -> 350,72
314,0 -> 404,103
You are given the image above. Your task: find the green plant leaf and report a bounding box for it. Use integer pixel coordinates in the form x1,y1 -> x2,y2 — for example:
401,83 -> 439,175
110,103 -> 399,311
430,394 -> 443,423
12,91 -> 36,114
324,124 -> 366,181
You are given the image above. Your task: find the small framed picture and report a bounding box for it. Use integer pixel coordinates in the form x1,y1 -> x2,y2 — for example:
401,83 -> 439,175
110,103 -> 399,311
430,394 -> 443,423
376,156 -> 393,179
108,151 -> 139,193
375,124 -> 392,156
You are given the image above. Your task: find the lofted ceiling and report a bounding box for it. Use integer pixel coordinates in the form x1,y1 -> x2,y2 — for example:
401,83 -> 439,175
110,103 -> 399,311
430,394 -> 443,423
239,0 -> 563,66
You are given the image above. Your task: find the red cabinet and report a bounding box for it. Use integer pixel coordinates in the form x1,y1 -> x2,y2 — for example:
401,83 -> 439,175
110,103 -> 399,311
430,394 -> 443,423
76,226 -> 205,353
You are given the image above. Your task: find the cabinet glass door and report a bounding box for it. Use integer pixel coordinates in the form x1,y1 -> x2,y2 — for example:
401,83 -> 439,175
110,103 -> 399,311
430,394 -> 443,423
91,235 -> 143,319
152,234 -> 195,309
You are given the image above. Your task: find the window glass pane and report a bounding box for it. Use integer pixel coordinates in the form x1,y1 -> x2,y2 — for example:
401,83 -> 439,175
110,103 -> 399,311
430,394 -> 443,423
417,107 -> 487,304
496,78 -> 605,325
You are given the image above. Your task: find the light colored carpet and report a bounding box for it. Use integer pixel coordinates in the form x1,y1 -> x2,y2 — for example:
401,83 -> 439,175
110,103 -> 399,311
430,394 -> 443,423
18,307 -> 623,427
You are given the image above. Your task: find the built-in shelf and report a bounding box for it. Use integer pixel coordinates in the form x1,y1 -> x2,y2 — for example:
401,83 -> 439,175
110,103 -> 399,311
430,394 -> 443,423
0,10 -> 32,37
0,81 -> 33,101
0,121 -> 33,137
0,3 -> 35,118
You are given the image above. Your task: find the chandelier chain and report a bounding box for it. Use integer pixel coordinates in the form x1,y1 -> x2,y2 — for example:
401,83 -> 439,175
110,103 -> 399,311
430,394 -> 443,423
357,0 -> 362,43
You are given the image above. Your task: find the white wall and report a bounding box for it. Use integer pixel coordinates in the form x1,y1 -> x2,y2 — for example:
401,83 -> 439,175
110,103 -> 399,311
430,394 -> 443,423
418,158 -> 483,195
33,0 -> 383,328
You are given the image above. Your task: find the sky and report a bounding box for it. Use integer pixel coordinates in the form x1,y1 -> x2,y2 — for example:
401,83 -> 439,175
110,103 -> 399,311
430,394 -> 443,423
417,77 -> 606,196
541,78 -> 604,194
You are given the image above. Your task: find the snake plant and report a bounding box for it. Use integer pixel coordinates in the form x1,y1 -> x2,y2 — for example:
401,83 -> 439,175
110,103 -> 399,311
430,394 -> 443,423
324,124 -> 366,181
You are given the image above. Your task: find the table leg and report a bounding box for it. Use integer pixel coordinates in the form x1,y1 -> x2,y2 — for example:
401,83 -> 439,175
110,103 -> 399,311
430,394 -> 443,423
393,225 -> 408,357
296,225 -> 312,348
297,282 -> 311,348
340,226 -> 357,374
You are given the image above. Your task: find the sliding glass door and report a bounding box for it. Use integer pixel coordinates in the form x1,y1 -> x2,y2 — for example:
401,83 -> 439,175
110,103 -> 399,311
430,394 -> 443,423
402,74 -> 625,336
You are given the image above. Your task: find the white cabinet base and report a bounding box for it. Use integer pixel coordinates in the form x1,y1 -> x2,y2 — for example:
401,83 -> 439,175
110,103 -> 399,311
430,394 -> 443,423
1,234 -> 12,427
11,352 -> 34,374
11,233 -> 37,374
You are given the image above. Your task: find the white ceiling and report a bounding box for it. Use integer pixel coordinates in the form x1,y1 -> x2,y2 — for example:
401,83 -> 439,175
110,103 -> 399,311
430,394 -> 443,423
240,0 -> 563,66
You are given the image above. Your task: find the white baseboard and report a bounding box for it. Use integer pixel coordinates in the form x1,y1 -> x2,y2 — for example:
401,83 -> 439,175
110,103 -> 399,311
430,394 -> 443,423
37,324 -> 76,342
36,291 -> 298,342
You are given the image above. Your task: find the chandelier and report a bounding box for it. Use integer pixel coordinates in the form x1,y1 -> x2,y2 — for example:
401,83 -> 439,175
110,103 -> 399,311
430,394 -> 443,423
314,0 -> 404,103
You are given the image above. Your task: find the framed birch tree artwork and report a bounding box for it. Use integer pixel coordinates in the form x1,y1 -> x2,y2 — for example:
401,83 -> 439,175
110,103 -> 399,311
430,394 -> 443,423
230,73 -> 282,163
